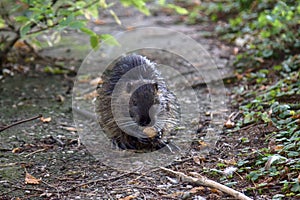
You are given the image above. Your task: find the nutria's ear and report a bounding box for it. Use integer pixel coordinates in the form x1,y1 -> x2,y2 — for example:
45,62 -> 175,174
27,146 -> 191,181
126,82 -> 132,93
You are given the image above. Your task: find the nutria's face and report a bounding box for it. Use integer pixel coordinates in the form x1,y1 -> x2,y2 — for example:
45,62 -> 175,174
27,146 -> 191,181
129,83 -> 159,127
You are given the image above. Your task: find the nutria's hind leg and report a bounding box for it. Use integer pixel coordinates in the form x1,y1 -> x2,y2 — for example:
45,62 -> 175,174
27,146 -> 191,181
111,135 -> 138,150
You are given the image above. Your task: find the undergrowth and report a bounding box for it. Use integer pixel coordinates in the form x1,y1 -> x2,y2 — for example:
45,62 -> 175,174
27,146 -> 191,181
185,0 -> 300,198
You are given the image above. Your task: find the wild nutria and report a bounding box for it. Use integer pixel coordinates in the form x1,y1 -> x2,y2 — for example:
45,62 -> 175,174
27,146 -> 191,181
96,54 -> 179,151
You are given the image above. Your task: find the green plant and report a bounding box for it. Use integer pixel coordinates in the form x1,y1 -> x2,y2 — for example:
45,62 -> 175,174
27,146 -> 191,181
194,0 -> 300,198
0,0 -> 189,66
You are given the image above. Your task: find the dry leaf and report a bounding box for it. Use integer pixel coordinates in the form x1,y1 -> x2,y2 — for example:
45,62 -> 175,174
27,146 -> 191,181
235,73 -> 243,81
13,40 -> 30,51
40,117 -> 51,123
224,158 -> 237,165
193,156 -> 201,165
25,172 -> 41,185
254,57 -> 264,63
93,19 -> 105,25
274,145 -> 284,151
119,194 -> 138,200
233,47 -> 239,55
210,188 -> 222,195
56,94 -> 65,102
265,155 -> 287,170
224,119 -> 235,128
12,147 -> 22,153
83,90 -> 98,100
62,126 -> 77,132
190,186 -> 205,193
198,141 -> 208,147
90,77 -> 103,86
126,26 -> 135,31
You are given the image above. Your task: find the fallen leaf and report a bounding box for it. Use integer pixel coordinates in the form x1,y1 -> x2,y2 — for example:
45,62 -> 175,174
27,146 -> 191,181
233,47 -> 239,55
90,77 -> 103,86
198,141 -> 208,147
12,147 -> 22,153
210,188 -> 222,195
119,194 -> 138,200
25,172 -> 41,185
126,26 -> 135,31
40,117 -> 51,123
224,158 -> 237,165
190,186 -> 205,193
193,156 -> 201,165
254,57 -> 264,63
62,126 -> 77,132
265,155 -> 287,170
56,94 -> 65,102
83,90 -> 98,100
235,73 -> 243,81
223,166 -> 237,176
13,40 -> 30,51
224,119 -> 235,128
93,19 -> 105,25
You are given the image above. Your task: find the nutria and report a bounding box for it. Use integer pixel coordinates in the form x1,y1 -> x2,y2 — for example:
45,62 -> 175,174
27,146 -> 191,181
96,54 -> 179,151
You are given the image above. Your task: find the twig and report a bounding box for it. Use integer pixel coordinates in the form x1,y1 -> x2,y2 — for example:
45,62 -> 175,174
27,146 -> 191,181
24,148 -> 46,158
0,162 -> 18,167
161,167 -> 253,200
0,114 -> 42,132
226,122 -> 257,133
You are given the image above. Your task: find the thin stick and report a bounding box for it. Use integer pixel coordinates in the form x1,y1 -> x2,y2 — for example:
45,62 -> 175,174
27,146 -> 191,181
0,114 -> 42,132
161,167 -> 253,200
24,148 -> 46,158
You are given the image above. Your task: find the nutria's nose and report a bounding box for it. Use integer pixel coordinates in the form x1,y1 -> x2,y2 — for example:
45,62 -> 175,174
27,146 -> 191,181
139,115 -> 151,126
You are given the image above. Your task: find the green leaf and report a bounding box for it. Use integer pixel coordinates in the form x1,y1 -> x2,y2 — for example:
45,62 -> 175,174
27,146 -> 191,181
99,0 -> 108,8
69,21 -> 86,29
0,17 -> 5,28
158,0 -> 166,5
85,4 -> 99,19
273,65 -> 282,71
291,182 -> 300,192
100,34 -> 120,46
14,16 -> 29,23
166,4 -> 188,15
90,35 -> 99,49
20,23 -> 32,37
120,0 -> 150,16
80,27 -> 97,37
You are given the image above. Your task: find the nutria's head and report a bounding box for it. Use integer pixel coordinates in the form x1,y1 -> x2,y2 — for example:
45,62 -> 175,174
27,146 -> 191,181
129,83 -> 159,127
97,54 -> 180,150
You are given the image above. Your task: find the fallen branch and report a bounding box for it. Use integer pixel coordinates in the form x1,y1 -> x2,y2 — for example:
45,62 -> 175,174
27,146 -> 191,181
0,114 -> 42,132
161,167 -> 253,200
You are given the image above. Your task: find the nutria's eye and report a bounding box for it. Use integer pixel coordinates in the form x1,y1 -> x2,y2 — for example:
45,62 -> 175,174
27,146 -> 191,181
126,82 -> 132,93
153,82 -> 158,92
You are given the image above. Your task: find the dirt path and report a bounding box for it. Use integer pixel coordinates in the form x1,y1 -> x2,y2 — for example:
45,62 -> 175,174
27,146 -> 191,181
0,5 -> 251,200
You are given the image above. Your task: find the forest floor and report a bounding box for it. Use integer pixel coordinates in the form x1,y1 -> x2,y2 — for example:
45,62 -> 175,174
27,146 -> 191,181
0,5 -> 277,200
